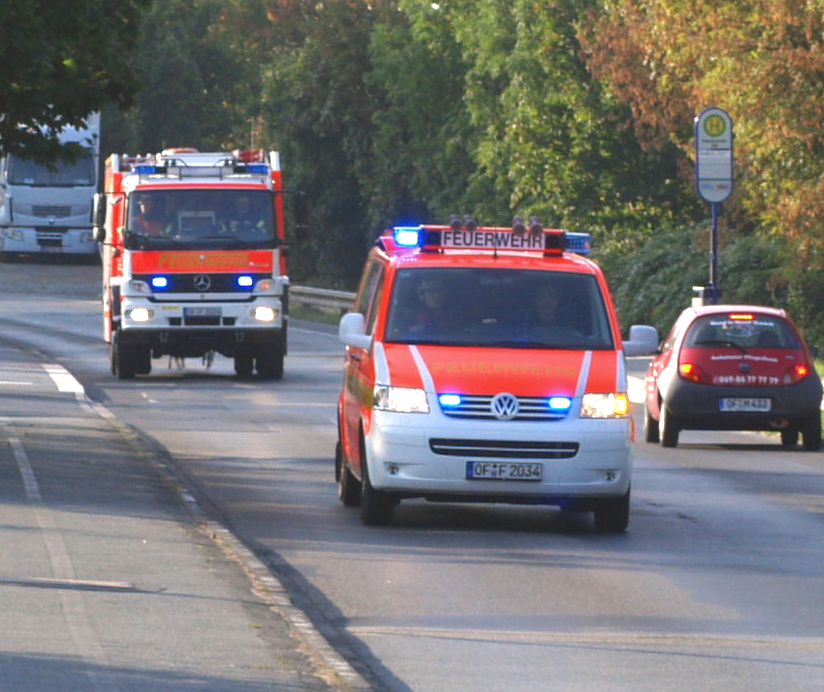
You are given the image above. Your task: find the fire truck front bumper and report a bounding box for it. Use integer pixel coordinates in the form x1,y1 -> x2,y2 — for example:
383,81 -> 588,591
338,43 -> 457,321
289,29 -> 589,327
118,295 -> 285,355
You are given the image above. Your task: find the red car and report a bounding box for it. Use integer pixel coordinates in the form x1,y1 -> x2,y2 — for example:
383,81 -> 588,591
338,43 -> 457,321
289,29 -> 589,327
644,305 -> 822,449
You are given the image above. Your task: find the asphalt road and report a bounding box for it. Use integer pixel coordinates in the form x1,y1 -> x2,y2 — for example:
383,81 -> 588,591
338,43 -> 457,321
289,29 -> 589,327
3,256 -> 824,692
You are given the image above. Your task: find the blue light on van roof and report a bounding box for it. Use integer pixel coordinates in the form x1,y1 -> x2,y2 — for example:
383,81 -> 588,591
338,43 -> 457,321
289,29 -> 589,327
151,276 -> 169,289
245,164 -> 268,174
134,164 -> 158,174
394,226 -> 423,247
438,394 -> 462,407
548,396 -> 572,411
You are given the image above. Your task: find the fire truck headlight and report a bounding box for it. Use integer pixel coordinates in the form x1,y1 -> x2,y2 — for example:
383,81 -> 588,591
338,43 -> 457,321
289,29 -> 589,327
580,393 -> 630,419
253,306 -> 277,322
374,385 -> 430,413
4,229 -> 24,241
127,307 -> 154,323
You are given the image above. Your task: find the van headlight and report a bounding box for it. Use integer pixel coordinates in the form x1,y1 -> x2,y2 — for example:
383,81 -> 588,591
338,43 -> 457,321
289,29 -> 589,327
580,392 -> 629,418
374,385 -> 430,413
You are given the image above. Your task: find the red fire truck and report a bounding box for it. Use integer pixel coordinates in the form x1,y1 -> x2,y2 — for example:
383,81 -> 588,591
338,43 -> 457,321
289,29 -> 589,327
94,148 -> 290,380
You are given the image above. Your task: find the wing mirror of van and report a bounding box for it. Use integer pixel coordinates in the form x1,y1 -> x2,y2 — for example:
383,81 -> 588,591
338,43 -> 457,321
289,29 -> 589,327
623,325 -> 659,356
339,312 -> 373,350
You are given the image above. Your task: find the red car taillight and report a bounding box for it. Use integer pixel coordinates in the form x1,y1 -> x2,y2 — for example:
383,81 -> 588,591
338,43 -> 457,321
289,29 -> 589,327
679,362 -> 707,383
784,363 -> 811,385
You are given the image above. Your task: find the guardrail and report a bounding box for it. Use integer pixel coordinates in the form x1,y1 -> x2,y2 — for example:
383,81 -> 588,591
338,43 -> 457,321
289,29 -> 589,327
290,284 -> 355,316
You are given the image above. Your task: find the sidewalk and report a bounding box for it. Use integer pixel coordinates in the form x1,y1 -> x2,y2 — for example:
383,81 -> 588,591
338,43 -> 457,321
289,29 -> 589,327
0,339 -> 358,692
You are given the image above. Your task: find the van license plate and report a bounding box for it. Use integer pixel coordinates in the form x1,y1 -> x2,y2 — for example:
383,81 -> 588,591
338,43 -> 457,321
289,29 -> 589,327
466,462 -> 542,481
719,397 -> 771,412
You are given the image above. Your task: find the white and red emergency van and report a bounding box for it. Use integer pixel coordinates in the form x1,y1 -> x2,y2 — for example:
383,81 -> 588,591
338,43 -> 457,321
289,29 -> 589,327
336,219 -> 658,530
95,148 -> 290,379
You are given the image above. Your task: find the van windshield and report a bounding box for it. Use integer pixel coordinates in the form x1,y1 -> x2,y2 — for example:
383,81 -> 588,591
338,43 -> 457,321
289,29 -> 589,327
385,267 -> 614,349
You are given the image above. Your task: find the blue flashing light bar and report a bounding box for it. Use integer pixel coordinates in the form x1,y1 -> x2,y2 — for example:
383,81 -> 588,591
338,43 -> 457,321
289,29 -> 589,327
151,276 -> 169,289
394,226 -> 424,247
134,164 -> 158,175
237,275 -> 254,288
565,232 -> 591,254
244,164 -> 269,174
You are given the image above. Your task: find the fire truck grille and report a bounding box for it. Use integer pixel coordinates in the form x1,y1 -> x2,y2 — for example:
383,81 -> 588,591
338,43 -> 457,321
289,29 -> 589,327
429,439 -> 579,459
134,273 -> 268,294
168,317 -> 238,327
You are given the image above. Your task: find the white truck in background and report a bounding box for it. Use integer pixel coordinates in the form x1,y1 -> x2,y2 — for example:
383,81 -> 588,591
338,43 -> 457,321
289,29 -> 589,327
0,112 -> 101,260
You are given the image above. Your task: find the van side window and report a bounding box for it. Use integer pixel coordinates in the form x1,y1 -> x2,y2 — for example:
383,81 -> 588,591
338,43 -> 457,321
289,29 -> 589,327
354,260 -> 384,335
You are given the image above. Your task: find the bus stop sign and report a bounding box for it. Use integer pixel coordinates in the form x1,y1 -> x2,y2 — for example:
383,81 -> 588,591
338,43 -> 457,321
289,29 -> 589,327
695,107 -> 733,203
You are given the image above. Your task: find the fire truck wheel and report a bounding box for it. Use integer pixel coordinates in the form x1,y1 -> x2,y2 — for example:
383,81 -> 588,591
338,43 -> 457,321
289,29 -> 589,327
234,351 -> 254,378
255,345 -> 284,380
134,346 -> 151,376
112,333 -> 137,380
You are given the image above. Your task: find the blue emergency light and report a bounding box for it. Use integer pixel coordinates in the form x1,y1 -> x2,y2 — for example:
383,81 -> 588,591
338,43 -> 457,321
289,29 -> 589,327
438,393 -> 462,407
565,232 -> 591,254
244,164 -> 269,174
393,226 -> 424,247
134,164 -> 158,175
151,276 -> 169,289
237,275 -> 254,288
548,396 -> 572,411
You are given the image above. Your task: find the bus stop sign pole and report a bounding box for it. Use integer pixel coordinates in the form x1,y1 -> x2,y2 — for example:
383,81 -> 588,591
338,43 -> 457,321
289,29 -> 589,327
695,107 -> 733,304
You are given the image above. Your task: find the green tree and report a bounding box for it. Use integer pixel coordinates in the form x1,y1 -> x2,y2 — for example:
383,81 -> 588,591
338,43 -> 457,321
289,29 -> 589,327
0,0 -> 150,162
113,0 -> 247,154
259,0 -> 378,286
583,0 -> 824,339
452,0 -> 689,236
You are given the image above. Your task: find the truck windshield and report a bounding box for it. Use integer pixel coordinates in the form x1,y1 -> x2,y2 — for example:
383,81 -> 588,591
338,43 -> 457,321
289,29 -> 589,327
384,267 -> 614,349
125,189 -> 277,250
7,151 -> 96,187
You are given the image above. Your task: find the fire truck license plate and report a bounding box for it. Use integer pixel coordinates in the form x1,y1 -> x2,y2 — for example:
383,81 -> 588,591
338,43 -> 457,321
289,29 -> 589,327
466,462 -> 543,481
184,306 -> 222,317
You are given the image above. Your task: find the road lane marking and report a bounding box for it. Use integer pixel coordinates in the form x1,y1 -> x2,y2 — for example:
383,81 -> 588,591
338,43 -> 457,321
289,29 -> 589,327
43,363 -> 85,393
0,417 -> 123,692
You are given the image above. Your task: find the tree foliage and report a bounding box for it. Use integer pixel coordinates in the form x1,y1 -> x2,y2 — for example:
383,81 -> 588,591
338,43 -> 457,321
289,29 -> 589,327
0,0 -> 150,162
38,0 -> 824,342
582,0 -> 824,342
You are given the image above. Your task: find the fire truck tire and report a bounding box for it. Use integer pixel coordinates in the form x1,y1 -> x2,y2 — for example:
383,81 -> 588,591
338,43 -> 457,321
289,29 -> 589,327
234,351 -> 254,378
112,333 -> 137,380
134,346 -> 151,375
255,344 -> 284,380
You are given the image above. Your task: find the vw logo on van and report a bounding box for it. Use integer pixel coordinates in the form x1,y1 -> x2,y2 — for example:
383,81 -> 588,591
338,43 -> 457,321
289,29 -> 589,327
193,274 -> 211,291
491,392 -> 519,420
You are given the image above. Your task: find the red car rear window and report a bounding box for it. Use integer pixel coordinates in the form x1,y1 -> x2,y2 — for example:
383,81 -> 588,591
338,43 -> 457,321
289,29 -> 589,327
684,314 -> 800,350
